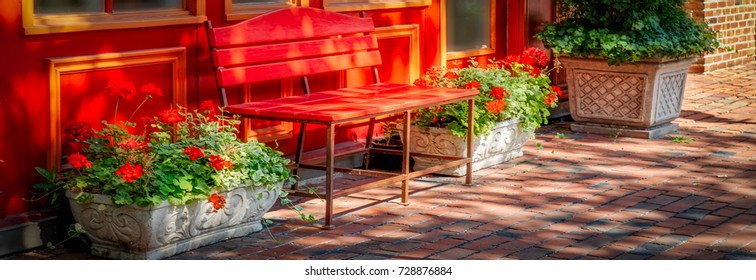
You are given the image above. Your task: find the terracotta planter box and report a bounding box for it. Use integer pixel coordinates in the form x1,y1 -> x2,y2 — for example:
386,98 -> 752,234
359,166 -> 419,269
66,183 -> 281,260
401,119 -> 529,176
560,56 -> 695,138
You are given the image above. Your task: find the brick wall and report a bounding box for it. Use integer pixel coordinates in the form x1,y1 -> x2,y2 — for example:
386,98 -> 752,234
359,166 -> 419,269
687,0 -> 756,72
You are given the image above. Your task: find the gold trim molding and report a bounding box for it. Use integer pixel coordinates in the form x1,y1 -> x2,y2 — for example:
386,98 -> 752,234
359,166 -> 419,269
324,0 -> 431,12
374,24 -> 421,82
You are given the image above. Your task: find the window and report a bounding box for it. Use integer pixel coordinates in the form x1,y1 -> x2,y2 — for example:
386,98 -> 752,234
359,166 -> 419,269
34,0 -> 183,14
224,0 -> 299,21
23,0 -> 206,35
443,0 -> 495,60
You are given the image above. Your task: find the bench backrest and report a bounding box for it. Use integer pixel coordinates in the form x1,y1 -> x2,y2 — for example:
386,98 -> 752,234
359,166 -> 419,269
206,7 -> 382,106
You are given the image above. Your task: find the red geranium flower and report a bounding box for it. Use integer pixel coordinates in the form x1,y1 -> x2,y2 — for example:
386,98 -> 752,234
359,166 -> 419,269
159,109 -> 184,124
199,100 -> 219,119
552,85 -> 563,98
444,71 -> 459,79
208,193 -> 226,212
115,162 -> 143,183
63,121 -> 93,143
486,100 -> 506,114
504,54 -> 520,65
490,87 -> 508,100
105,82 -> 137,100
208,155 -> 232,170
520,56 -> 536,68
464,81 -> 481,89
67,153 -> 91,169
183,146 -> 204,161
522,47 -> 549,69
413,78 -> 428,87
530,67 -> 541,77
544,93 -> 558,106
139,83 -> 163,98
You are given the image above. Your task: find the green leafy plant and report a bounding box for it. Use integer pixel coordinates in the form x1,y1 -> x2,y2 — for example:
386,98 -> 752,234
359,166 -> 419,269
413,47 -> 561,137
37,83 -> 302,216
670,135 -> 695,144
535,0 -> 720,65
378,120 -> 401,145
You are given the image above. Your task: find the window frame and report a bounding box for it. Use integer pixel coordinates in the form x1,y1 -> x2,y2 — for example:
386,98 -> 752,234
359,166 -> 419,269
224,0 -> 304,21
323,0 -> 431,12
22,0 -> 207,35
441,0 -> 497,61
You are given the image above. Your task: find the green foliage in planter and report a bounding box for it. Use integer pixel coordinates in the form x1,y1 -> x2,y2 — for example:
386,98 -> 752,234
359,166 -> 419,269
62,107 -> 293,207
413,48 -> 561,137
33,81 -> 295,209
535,0 -> 719,65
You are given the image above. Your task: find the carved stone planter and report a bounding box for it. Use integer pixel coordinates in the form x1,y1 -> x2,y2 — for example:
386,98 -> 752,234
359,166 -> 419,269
560,56 -> 695,138
66,183 -> 281,260
401,119 -> 530,176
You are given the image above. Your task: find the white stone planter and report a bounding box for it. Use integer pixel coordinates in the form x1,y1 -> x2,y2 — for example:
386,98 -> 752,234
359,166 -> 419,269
66,183 -> 281,260
560,56 -> 696,138
401,119 -> 530,176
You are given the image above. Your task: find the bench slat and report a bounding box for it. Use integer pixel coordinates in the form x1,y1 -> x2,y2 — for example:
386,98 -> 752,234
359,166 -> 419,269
208,7 -> 375,47
217,51 -> 382,86
213,35 -> 379,67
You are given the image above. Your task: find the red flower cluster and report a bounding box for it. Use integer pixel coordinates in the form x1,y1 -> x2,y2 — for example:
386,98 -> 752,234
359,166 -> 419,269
139,83 -> 163,98
208,155 -> 232,170
105,82 -> 137,100
199,100 -> 219,119
544,94 -> 558,106
183,146 -> 204,161
490,87 -> 508,100
413,78 -> 428,87
529,67 -> 541,77
486,100 -> 506,114
64,121 -> 93,143
159,109 -> 184,124
208,193 -> 226,212
552,85 -> 563,98
116,162 -> 143,183
444,71 -> 459,79
522,47 -> 550,69
67,153 -> 92,169
501,47 -> 550,78
464,81 -> 481,89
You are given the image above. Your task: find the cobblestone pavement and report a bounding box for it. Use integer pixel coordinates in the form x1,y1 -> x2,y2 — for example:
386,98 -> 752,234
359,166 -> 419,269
9,61 -> 755,260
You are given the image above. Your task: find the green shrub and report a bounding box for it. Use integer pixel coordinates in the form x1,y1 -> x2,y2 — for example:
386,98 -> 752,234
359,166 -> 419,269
535,0 -> 719,65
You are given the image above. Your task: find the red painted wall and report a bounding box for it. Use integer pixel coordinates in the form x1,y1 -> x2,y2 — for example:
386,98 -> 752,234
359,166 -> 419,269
0,0 -> 541,244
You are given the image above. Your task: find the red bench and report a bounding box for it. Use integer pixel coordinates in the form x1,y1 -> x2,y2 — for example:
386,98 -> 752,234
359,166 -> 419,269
205,7 -> 477,228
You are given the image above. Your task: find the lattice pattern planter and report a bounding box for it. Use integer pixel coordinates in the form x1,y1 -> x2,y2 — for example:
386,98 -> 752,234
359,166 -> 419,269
561,56 -> 695,138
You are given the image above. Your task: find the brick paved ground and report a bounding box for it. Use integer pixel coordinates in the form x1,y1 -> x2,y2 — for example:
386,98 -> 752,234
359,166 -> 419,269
9,62 -> 755,260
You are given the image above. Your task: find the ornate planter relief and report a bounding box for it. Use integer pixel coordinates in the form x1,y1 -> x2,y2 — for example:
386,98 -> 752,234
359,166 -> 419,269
401,119 -> 530,176
66,183 -> 280,260
561,56 -> 695,138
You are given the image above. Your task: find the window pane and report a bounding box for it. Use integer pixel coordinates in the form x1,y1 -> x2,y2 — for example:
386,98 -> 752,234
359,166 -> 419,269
233,0 -> 287,3
446,0 -> 490,52
113,0 -> 183,12
35,0 -> 104,14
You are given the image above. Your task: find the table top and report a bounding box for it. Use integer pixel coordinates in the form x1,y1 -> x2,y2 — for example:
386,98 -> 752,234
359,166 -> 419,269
224,83 -> 479,123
